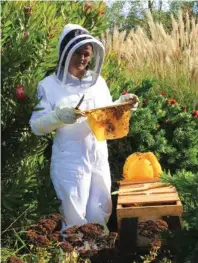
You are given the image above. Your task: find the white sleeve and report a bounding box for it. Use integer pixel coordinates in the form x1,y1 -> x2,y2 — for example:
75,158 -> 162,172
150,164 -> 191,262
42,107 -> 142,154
29,84 -> 53,135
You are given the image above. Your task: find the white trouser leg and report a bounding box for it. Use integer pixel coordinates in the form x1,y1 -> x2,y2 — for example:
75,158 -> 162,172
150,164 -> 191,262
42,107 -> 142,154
86,161 -> 112,227
51,167 -> 92,230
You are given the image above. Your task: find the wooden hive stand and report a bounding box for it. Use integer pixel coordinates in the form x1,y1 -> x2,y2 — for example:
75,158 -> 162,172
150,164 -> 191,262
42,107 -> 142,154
116,181 -> 183,252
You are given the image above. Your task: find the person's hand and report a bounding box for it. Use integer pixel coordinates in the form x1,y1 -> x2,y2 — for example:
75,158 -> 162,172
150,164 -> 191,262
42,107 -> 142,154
117,93 -> 139,112
56,106 -> 85,124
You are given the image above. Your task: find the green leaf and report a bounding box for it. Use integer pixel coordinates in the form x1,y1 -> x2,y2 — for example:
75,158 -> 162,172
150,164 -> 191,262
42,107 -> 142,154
4,20 -> 12,27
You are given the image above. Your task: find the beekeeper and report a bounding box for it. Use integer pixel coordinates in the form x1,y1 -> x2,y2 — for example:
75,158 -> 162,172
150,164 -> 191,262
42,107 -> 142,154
30,24 -> 139,233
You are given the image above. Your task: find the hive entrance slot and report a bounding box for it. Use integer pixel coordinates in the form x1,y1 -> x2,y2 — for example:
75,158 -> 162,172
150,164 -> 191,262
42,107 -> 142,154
121,201 -> 177,208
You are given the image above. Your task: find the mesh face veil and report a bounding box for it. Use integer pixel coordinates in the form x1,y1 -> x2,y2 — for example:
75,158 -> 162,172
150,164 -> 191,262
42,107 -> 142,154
56,24 -> 105,87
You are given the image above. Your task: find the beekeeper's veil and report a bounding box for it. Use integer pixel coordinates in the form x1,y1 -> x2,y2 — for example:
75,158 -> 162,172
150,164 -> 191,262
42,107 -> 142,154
56,24 -> 105,87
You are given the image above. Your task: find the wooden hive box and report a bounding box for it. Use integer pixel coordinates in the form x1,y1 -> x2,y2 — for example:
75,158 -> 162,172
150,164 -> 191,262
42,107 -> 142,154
116,181 -> 183,251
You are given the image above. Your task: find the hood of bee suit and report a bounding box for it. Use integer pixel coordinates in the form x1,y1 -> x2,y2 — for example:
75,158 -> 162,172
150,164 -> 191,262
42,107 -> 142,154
56,24 -> 105,87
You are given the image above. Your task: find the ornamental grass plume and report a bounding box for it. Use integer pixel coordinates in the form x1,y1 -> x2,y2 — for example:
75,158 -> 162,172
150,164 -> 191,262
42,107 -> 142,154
102,11 -> 198,104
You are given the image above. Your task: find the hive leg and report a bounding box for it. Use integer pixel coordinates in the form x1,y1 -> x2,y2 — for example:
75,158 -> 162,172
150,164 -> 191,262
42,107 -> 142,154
162,216 -> 182,231
119,217 -> 138,254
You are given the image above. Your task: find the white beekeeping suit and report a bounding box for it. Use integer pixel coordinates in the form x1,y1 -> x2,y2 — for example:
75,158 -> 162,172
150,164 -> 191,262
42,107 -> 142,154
30,24 -> 113,231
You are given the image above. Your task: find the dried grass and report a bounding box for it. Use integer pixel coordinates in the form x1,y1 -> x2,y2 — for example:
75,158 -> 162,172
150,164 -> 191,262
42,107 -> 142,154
101,11 -> 198,104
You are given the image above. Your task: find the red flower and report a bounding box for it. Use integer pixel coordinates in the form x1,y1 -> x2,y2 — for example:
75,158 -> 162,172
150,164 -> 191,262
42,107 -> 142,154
160,92 -> 166,96
16,85 -> 26,101
122,90 -> 128,95
192,110 -> 198,118
168,98 -> 177,105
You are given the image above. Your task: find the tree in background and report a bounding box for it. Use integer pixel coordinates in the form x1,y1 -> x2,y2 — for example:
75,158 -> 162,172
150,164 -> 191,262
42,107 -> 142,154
107,0 -> 198,34
106,1 -> 126,32
170,0 -> 198,17
106,0 -> 146,33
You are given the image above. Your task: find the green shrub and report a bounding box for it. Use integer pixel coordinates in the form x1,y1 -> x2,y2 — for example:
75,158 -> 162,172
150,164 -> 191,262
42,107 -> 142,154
161,170 -> 198,263
108,81 -> 198,182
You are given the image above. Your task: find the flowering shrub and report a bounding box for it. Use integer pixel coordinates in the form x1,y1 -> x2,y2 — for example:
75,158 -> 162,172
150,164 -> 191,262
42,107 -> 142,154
108,83 -> 198,180
11,214 -> 118,263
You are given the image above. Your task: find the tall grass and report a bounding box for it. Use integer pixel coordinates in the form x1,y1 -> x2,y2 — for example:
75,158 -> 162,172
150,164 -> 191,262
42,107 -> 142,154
102,11 -> 198,106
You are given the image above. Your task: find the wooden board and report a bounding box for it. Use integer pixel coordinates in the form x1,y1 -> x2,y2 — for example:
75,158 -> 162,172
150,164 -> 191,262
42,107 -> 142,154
118,179 -> 159,185
117,200 -> 183,218
118,182 -> 179,205
120,189 -> 176,196
118,193 -> 180,205
118,185 -> 175,195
